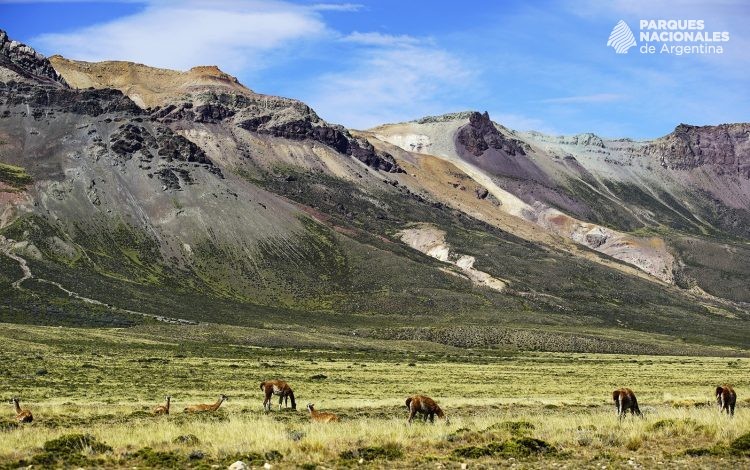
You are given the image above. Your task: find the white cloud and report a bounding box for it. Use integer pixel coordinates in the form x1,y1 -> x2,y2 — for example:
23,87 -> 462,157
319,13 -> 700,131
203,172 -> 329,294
306,36 -> 473,129
343,31 -> 423,47
32,0 -> 328,73
310,3 -> 362,12
537,93 -> 624,104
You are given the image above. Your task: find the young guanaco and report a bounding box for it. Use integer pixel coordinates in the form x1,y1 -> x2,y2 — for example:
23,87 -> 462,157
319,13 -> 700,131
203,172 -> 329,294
613,388 -> 642,420
260,380 -> 296,411
153,395 -> 171,415
10,397 -> 33,423
306,403 -> 339,422
716,385 -> 736,416
184,394 -> 227,413
405,395 -> 447,424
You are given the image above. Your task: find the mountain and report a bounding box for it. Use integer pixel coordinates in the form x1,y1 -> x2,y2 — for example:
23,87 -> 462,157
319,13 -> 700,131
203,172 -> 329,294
1,30 -> 748,354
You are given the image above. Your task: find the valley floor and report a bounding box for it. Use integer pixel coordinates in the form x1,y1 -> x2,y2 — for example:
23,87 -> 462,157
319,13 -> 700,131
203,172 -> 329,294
0,323 -> 748,469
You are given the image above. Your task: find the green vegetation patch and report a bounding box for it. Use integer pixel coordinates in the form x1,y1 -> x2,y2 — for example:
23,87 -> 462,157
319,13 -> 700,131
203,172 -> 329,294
730,431 -> 750,455
452,437 -> 556,459
0,162 -> 32,190
340,443 -> 403,461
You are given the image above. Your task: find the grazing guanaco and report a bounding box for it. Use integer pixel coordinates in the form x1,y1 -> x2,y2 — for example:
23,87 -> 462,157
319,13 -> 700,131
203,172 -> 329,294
613,388 -> 642,420
716,385 -> 736,416
10,397 -> 33,423
153,395 -> 171,415
183,394 -> 227,413
260,380 -> 296,411
405,395 -> 448,424
306,403 -> 339,422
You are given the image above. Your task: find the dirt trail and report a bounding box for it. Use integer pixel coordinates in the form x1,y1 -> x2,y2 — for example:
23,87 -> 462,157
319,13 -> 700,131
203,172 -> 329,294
0,236 -> 196,324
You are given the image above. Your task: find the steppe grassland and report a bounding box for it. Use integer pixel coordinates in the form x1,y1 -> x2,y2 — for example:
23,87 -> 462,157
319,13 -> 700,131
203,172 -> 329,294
0,323 -> 748,468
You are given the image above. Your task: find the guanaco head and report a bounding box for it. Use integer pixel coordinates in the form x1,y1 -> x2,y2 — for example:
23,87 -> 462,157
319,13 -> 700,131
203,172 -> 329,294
260,381 -> 266,391
220,394 -> 228,402
9,397 -> 19,405
307,403 -> 315,413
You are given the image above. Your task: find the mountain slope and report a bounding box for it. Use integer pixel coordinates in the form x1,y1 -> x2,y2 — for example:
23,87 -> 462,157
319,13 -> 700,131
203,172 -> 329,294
1,30 -> 748,353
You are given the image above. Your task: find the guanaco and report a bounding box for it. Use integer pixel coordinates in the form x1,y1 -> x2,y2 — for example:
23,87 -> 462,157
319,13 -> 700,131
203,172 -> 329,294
260,380 -> 296,411
10,397 -> 33,423
306,403 -> 339,422
183,394 -> 227,413
613,388 -> 642,420
716,385 -> 736,416
153,395 -> 171,415
405,395 -> 447,424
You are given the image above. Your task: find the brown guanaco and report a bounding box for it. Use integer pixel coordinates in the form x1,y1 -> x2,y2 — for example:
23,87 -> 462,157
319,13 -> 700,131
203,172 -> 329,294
10,397 -> 33,423
716,385 -> 736,416
260,380 -> 296,411
405,395 -> 447,424
184,394 -> 227,413
306,403 -> 339,422
153,395 -> 171,415
613,388 -> 642,420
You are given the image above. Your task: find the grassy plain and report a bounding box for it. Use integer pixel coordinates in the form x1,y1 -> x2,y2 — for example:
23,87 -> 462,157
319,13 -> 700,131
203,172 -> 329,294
0,322 -> 748,469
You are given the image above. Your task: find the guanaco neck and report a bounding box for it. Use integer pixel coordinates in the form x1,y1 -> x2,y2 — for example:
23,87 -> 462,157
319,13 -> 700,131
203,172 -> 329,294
212,397 -> 225,410
12,399 -> 21,414
165,397 -> 171,412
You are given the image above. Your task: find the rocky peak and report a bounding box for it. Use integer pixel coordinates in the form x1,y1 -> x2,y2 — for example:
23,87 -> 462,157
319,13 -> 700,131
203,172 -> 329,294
457,111 -> 527,157
0,30 -> 67,86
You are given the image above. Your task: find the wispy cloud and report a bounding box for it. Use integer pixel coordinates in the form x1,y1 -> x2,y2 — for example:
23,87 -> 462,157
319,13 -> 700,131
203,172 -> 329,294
310,2 -> 363,11
537,93 -> 625,104
343,31 -> 424,47
32,0 -> 328,73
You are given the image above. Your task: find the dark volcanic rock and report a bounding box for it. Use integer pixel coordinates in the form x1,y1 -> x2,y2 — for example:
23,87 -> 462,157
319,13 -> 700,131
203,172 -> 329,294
240,115 -> 403,173
457,111 -> 527,157
0,29 -> 67,85
0,81 -> 142,116
647,123 -> 750,177
155,127 -> 212,164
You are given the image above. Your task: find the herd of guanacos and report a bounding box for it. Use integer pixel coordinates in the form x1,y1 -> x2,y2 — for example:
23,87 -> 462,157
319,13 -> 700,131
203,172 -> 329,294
8,381 -> 738,426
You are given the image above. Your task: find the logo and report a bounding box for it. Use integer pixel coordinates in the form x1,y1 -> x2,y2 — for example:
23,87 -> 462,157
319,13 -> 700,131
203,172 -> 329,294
606,19 -> 730,56
607,20 -> 637,54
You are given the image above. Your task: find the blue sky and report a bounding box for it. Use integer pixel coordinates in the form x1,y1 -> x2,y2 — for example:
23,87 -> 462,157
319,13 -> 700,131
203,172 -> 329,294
1,0 -> 748,138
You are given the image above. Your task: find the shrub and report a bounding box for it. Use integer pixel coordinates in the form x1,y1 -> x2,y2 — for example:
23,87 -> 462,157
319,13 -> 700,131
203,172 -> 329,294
485,421 -> 536,435
730,432 -> 750,455
452,438 -> 556,459
173,434 -> 200,445
340,443 -> 403,461
132,447 -> 181,468
43,433 -> 112,454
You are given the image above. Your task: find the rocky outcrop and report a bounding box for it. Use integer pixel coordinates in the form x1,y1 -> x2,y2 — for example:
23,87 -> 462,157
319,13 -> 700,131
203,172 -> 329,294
0,29 -> 66,85
647,123 -> 750,177
240,109 -> 403,173
456,111 -> 527,157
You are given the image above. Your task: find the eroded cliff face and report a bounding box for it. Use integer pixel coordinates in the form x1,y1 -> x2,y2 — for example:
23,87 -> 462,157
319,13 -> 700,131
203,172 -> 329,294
647,123 -> 750,176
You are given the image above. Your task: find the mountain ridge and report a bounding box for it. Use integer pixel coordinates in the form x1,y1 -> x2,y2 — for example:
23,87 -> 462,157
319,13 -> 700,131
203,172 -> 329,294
1,29 -> 749,354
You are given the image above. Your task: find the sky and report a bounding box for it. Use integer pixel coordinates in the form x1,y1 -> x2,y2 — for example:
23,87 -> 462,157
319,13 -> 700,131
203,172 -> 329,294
0,0 -> 748,138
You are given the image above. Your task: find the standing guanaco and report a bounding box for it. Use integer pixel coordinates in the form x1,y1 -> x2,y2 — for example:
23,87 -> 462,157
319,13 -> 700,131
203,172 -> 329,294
613,388 -> 642,420
405,395 -> 447,424
184,394 -> 227,413
306,403 -> 339,422
153,395 -> 171,415
10,397 -> 33,423
716,385 -> 736,416
260,380 -> 296,411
